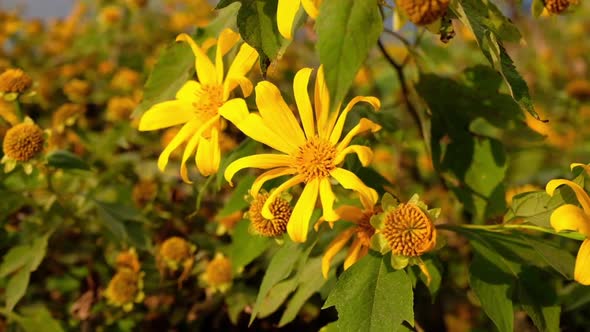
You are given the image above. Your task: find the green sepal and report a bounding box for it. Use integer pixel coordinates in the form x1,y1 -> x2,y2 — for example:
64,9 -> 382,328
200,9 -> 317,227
370,232 -> 390,254
391,254 -> 410,270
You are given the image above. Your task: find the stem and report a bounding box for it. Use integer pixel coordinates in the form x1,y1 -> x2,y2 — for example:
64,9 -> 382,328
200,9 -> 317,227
13,99 -> 23,122
437,223 -> 586,241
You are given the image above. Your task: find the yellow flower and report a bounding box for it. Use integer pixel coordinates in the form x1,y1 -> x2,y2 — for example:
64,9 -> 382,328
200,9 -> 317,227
1,118 -> 46,173
63,79 -> 91,103
277,0 -> 321,39
0,68 -> 33,95
202,253 -> 233,293
138,29 -> 258,182
104,270 -> 145,312
52,103 -> 86,133
320,196 -> 379,278
158,236 -> 196,271
546,163 -> 590,285
222,66 -> 381,243
371,194 -> 439,279
115,248 -> 141,273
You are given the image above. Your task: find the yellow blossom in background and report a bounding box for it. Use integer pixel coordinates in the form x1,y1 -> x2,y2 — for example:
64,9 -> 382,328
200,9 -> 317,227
277,0 -> 321,39
138,29 -> 258,181
104,270 -> 145,312
116,248 -> 141,273
0,68 -> 33,96
52,103 -> 86,133
132,179 -> 158,207
202,253 -> 233,293
106,96 -> 137,122
1,118 -> 46,173
223,66 -> 381,243
63,79 -> 92,103
320,196 -> 380,278
110,67 -> 141,92
0,99 -> 18,126
158,236 -> 196,271
99,5 -> 124,26
546,163 -> 590,285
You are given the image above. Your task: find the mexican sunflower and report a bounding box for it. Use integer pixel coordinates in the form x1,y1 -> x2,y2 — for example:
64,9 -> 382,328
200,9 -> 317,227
319,195 -> 379,278
277,0 -> 321,39
546,163 -> 590,285
138,29 -> 258,182
221,66 -> 381,243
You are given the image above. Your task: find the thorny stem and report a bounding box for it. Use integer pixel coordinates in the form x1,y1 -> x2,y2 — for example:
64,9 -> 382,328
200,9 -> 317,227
437,223 -> 586,241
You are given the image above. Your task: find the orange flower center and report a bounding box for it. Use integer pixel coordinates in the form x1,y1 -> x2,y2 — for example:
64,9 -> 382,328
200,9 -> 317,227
193,84 -> 224,119
294,136 -> 337,183
3,123 -> 45,161
382,203 -> 436,257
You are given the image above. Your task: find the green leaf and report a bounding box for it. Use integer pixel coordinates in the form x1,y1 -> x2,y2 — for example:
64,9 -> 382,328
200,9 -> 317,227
470,252 -> 514,332
506,186 -> 578,227
132,39 -> 194,118
317,0 -> 383,107
0,245 -> 32,278
279,257 -> 327,326
531,0 -> 546,17
236,0 -> 284,76
516,267 -> 560,332
450,0 -> 537,118
228,220 -> 272,272
323,252 -> 414,332
216,0 -> 239,9
17,305 -> 64,332
250,241 -> 304,324
28,235 -> 50,272
418,256 -> 443,301
217,175 -> 255,218
46,150 -> 90,171
257,278 -> 299,318
225,285 -> 256,324
5,268 -> 31,312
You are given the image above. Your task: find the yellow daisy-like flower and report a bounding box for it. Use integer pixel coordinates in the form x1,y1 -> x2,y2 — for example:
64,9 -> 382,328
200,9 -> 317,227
546,163 -> 590,285
277,0 -> 321,39
201,253 -> 233,293
104,270 -> 145,312
222,66 -> 381,243
320,196 -> 380,278
138,29 -> 258,182
1,118 -> 46,174
115,248 -> 141,273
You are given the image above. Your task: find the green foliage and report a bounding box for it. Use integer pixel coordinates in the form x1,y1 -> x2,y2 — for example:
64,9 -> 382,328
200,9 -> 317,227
47,150 -> 91,171
323,252 -> 414,332
316,0 -> 383,107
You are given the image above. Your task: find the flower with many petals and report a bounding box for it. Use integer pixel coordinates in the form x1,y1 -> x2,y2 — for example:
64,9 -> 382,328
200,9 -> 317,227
222,66 -> 381,243
546,163 -> 590,285
277,0 -> 321,39
138,29 -> 258,181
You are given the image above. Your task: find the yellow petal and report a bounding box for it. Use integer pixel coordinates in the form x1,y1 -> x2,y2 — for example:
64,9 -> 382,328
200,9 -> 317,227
322,228 -> 355,278
215,29 -> 240,83
224,76 -> 254,100
546,179 -> 590,214
329,96 -> 380,144
550,204 -> 590,237
293,67 -> 315,139
219,99 -> 296,154
343,238 -> 364,270
180,134 -> 200,183
176,33 -> 217,85
157,120 -> 199,171
256,81 -> 306,147
277,0 -> 301,39
225,43 -> 258,97
287,178 -> 319,243
319,178 -> 340,221
251,167 -> 297,197
571,163 -> 590,176
301,0 -> 320,18
196,127 -> 220,176
334,205 -> 364,223
224,154 -> 293,186
336,118 -> 382,151
330,167 -> 378,205
314,65 -> 330,138
335,145 -> 373,167
262,174 -> 305,218
175,80 -> 201,103
575,239 -> 590,285
138,101 -> 194,131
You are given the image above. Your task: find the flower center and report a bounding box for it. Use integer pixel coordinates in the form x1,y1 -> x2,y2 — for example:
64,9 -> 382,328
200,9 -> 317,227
193,84 -> 224,119
160,237 -> 192,263
294,136 -> 337,183
248,193 -> 292,237
355,209 -> 379,246
0,68 -> 33,93
205,255 -> 233,286
3,123 -> 45,161
382,203 -> 436,257
107,270 -> 139,305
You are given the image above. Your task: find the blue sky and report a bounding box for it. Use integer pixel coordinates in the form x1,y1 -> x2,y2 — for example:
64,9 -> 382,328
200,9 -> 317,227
1,0 -> 74,18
